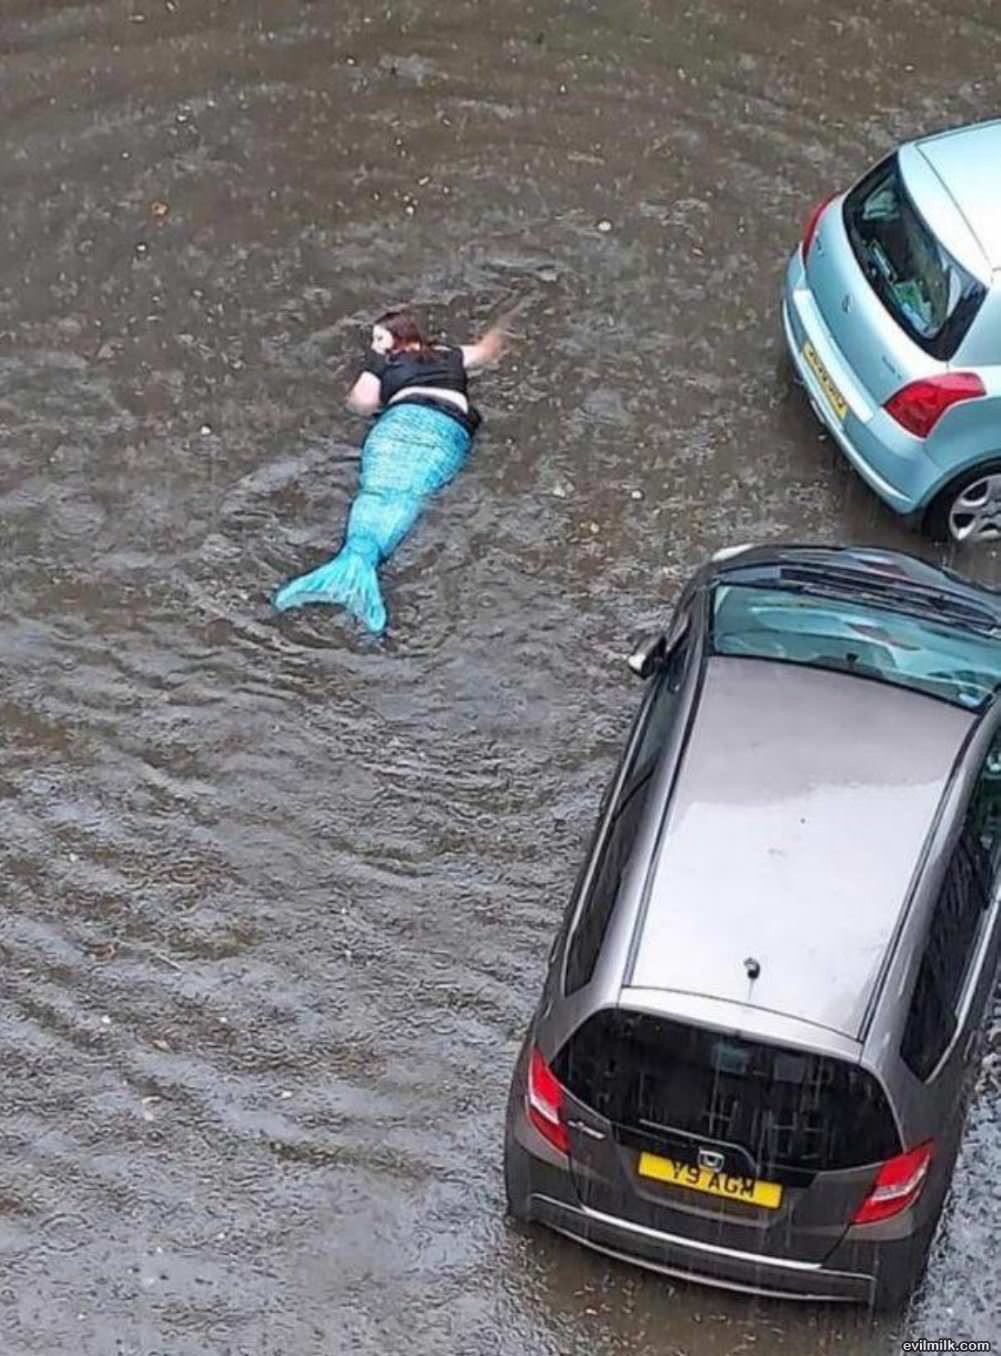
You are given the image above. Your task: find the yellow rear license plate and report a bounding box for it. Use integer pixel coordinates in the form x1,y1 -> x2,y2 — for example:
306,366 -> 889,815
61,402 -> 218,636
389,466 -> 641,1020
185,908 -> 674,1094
802,340 -> 848,421
637,1151 -> 783,1210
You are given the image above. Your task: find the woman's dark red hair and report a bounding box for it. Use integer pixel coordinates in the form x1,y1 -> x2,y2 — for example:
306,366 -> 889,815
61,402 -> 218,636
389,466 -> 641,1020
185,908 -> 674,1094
375,308 -> 435,359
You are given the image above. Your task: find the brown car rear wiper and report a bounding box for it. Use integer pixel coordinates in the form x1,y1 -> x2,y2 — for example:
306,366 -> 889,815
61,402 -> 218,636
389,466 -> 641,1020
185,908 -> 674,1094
776,566 -> 1001,633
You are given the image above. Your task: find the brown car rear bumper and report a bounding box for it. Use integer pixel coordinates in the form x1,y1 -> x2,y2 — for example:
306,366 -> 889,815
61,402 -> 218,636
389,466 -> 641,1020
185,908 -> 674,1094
528,1193 -> 875,1304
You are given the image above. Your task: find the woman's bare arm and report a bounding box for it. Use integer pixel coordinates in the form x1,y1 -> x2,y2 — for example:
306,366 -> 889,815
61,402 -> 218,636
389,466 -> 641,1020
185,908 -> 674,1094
346,371 -> 382,416
461,322 -> 508,373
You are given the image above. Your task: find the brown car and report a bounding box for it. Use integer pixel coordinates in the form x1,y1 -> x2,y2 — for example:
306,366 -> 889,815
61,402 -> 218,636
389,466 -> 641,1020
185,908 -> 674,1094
504,544 -> 1001,1309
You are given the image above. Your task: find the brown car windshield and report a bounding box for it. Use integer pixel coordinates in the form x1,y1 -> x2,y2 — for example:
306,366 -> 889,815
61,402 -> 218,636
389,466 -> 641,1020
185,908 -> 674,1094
711,583 -> 1001,710
844,154 -> 985,360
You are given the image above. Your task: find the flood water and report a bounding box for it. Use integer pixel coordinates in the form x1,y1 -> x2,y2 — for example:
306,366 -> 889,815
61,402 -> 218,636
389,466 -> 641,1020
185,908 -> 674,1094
2,1 -> 1000,1352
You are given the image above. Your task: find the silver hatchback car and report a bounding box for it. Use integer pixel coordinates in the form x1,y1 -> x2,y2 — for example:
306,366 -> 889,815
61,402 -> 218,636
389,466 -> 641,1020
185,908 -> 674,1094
783,120 -> 1001,543
504,545 -> 1001,1309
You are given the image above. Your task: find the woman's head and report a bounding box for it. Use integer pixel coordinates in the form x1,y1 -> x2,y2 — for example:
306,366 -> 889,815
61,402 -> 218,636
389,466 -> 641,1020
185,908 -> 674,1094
371,308 -> 432,357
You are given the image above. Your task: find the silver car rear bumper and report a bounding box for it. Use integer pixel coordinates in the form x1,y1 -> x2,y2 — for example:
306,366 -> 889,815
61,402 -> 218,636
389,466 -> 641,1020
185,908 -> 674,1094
781,249 -> 945,518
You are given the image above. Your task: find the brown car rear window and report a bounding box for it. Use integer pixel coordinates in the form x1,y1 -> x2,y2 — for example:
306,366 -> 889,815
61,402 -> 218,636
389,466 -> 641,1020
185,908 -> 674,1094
555,1009 -> 901,1174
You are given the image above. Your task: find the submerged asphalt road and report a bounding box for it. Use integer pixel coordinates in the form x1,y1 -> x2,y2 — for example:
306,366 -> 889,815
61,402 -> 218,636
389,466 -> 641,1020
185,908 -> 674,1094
1,1 -> 999,1351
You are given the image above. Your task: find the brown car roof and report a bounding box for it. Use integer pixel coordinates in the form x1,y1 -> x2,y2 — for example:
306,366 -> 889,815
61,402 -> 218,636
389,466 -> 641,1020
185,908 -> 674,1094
628,656 -> 974,1039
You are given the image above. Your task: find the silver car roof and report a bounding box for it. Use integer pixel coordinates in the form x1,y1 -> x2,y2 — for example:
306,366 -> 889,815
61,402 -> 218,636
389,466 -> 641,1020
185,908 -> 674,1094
915,119 -> 1001,270
627,656 -> 974,1041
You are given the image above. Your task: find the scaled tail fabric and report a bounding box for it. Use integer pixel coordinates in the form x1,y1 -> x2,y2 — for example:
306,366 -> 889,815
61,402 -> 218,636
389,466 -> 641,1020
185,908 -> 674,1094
273,402 -> 473,633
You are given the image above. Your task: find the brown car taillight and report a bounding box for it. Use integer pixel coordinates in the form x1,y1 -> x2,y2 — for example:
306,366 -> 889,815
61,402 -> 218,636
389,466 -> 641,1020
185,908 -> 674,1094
851,1140 -> 934,1225
526,1047 -> 569,1154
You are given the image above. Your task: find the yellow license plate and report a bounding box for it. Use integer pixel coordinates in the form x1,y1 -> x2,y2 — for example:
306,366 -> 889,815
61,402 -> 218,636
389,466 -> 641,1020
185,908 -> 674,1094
638,1151 -> 783,1210
802,340 -> 848,421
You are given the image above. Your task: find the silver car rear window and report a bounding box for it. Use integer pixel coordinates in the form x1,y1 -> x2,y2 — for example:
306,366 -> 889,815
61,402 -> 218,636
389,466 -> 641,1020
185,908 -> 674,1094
712,583 -> 1001,710
844,153 -> 985,360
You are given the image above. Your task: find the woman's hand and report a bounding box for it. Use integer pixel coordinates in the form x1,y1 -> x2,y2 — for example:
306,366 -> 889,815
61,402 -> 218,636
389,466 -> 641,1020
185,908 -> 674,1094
461,318 -> 510,372
346,339 -> 388,415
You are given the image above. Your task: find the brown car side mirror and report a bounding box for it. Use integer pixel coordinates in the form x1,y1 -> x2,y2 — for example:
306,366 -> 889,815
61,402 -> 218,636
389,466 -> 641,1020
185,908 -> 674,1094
626,632 -> 667,679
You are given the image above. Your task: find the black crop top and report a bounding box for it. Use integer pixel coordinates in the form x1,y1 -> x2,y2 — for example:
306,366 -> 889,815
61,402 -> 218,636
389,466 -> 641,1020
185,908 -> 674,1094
362,344 -> 468,405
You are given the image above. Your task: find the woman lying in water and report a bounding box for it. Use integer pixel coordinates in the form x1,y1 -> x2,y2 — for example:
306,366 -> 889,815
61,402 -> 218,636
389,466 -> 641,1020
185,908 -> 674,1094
273,308 -> 507,634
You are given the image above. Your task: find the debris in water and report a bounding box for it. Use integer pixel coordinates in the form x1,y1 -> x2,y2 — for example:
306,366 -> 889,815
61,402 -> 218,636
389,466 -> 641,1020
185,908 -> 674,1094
631,488 -> 643,500
200,424 -> 213,436
596,218 -> 613,233
134,241 -> 149,258
151,200 -> 169,219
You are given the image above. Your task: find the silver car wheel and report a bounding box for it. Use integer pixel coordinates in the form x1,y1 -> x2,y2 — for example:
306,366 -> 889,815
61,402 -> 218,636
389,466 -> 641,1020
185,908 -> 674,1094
948,473 -> 1001,542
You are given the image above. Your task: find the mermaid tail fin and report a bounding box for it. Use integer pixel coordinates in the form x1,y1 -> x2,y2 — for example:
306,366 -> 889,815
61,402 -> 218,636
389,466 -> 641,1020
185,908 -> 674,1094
272,545 -> 387,633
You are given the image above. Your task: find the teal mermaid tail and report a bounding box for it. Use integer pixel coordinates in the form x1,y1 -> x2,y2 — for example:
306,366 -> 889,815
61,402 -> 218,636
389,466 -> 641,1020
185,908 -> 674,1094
272,540 -> 387,632
273,401 -> 473,633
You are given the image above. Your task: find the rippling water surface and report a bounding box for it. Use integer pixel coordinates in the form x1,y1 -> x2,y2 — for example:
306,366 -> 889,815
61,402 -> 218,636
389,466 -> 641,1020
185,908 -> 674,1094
2,1 -> 1000,1351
